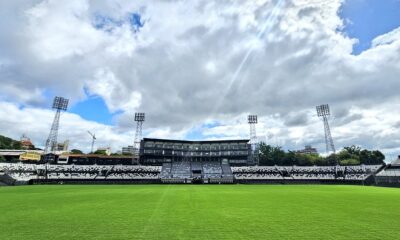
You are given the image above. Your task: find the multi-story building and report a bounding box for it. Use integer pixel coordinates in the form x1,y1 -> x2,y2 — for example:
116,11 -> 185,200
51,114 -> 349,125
140,138 -> 251,166
122,146 -> 134,155
20,135 -> 35,150
56,140 -> 69,152
296,145 -> 318,154
96,147 -> 112,156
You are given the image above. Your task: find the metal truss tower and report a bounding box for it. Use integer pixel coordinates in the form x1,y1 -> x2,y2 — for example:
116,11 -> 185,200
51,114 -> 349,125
316,104 -> 336,154
87,131 -> 96,154
133,112 -> 145,164
44,96 -> 69,155
248,115 -> 258,165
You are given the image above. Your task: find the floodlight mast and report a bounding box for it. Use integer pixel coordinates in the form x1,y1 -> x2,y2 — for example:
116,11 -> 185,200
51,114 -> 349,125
133,112 -> 145,164
248,115 -> 258,165
316,104 -> 336,154
44,96 -> 69,157
87,131 -> 96,154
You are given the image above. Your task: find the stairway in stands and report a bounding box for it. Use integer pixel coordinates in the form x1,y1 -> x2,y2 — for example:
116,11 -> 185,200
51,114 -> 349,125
221,162 -> 233,182
171,162 -> 191,179
0,174 -> 16,186
160,162 -> 191,183
160,161 -> 234,184
160,163 -> 172,178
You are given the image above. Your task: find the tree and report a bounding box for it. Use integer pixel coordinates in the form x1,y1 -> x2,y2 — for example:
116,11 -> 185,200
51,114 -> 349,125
293,153 -> 325,166
258,142 -> 285,166
0,135 -> 22,150
339,146 -> 385,165
304,153 -> 325,166
325,153 -> 337,165
315,156 -> 328,166
259,143 -> 385,166
94,149 -> 107,155
339,158 -> 360,165
359,149 -> 371,164
344,145 -> 361,155
337,149 -> 352,161
70,149 -> 83,154
271,147 -> 285,165
11,141 -> 22,150
0,155 -> 6,162
371,150 -> 385,164
282,151 -> 297,166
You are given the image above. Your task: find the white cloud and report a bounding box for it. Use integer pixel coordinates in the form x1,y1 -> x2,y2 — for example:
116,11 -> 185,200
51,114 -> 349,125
372,26 -> 400,47
26,0 -> 103,61
86,68 -> 142,112
0,0 -> 399,157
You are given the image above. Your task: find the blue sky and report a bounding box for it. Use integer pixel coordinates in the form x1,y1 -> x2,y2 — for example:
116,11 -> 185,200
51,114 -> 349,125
340,0 -> 400,54
69,96 -> 118,125
93,12 -> 144,33
185,121 -> 223,140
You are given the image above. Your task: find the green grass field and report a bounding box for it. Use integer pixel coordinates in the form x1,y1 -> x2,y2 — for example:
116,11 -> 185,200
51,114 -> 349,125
0,185 -> 399,240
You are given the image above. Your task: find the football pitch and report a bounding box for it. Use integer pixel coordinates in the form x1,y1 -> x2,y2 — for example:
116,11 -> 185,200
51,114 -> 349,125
0,185 -> 399,240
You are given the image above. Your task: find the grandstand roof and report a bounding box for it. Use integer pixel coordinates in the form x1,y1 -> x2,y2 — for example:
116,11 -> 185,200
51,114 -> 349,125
142,138 -> 250,144
61,154 -> 133,159
0,150 -> 43,156
391,156 -> 400,166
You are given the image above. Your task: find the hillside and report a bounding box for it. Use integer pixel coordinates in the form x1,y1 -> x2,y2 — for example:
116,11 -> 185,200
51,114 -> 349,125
0,135 -> 21,150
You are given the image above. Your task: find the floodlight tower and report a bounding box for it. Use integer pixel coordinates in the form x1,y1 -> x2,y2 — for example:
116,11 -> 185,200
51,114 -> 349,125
316,104 -> 336,154
248,115 -> 258,148
248,115 -> 258,165
44,96 -> 69,154
133,112 -> 145,164
87,131 -> 96,154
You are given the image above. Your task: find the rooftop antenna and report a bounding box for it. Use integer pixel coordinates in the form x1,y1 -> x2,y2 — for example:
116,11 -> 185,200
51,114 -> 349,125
316,104 -> 336,154
248,115 -> 258,165
87,131 -> 96,154
44,96 -> 69,157
133,112 -> 145,164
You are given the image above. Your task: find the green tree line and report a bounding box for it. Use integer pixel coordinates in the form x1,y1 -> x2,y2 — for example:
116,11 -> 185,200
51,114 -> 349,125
258,143 -> 385,166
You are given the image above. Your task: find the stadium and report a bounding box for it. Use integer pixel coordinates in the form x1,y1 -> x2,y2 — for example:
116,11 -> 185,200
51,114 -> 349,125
0,108 -> 397,186
1,111 -> 400,239
1,101 -> 400,239
1,1 -> 400,239
1,110 -> 399,239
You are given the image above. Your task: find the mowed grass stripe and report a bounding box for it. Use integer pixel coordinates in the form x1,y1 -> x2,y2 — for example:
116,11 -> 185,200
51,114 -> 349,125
0,185 -> 399,240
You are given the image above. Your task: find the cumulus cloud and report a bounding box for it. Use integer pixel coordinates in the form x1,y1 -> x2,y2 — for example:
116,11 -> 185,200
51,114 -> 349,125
372,26 -> 400,47
0,0 -> 399,156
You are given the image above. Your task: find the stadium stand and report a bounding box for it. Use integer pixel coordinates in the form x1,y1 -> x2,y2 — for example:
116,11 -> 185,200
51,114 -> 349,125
0,162 -> 384,185
0,173 -> 16,186
0,163 -> 161,184
171,162 -> 191,179
232,165 -> 382,184
375,156 -> 400,187
159,161 -> 234,183
160,163 -> 172,178
221,161 -> 234,182
203,162 -> 222,180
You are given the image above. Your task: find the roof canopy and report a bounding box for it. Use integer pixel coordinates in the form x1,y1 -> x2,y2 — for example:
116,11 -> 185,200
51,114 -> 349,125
143,138 -> 250,144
